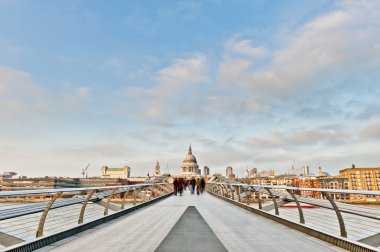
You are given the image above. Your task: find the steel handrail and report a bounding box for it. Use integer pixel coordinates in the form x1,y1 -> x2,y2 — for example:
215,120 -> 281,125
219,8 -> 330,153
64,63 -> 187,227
207,182 -> 380,196
206,179 -> 380,241
0,182 -> 168,196
0,180 -> 173,245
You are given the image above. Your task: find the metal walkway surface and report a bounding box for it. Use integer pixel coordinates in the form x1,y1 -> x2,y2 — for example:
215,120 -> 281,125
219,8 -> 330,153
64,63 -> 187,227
37,190 -> 347,252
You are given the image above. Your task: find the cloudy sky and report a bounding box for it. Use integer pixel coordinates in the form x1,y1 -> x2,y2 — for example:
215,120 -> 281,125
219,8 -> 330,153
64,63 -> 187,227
1,0 -> 380,178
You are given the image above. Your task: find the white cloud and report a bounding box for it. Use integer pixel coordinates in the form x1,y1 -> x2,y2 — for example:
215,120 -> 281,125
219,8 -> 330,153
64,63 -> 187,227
59,86 -> 93,111
247,126 -> 351,150
55,143 -> 133,159
0,66 -> 50,119
0,66 -> 45,96
359,121 -> 380,139
225,38 -> 268,58
0,65 -> 94,120
3,1 -> 380,177
156,55 -> 207,88
218,1 -> 380,97
124,54 -> 207,120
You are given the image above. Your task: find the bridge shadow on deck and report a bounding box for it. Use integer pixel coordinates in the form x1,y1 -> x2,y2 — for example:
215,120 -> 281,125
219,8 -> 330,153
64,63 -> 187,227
155,206 -> 228,252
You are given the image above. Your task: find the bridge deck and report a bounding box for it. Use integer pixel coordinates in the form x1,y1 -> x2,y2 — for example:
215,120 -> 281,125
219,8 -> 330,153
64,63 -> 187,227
38,191 -> 346,252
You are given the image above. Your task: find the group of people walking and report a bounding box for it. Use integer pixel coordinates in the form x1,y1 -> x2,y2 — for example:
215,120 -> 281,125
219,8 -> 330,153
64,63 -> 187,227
172,177 -> 206,196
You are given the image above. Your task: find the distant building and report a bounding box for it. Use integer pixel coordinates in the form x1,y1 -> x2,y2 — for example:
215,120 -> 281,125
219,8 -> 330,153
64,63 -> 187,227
197,168 -> 201,175
180,145 -> 199,177
302,165 -> 310,176
203,166 -> 210,176
340,166 -> 380,191
245,168 -> 257,178
293,176 -> 319,198
154,161 -> 161,177
0,177 -> 132,191
339,166 -> 380,202
1,172 -> 18,179
317,165 -> 330,177
226,166 -> 234,178
317,176 -> 349,200
257,169 -> 275,177
250,175 -> 294,187
101,166 -> 131,179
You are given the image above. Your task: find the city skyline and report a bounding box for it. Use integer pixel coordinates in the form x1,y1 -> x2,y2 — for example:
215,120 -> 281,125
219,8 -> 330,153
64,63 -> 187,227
1,1 -> 380,177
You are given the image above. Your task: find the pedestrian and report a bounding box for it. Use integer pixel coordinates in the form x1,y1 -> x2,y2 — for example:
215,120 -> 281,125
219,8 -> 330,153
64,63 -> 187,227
191,177 -> 196,194
183,178 -> 187,191
173,178 -> 178,196
196,178 -> 201,195
200,177 -> 205,194
178,177 -> 184,196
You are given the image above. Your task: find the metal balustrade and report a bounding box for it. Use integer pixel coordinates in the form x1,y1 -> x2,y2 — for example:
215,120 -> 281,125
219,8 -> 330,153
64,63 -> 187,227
2,174 -> 380,252
206,177 -> 380,252
0,178 -> 172,251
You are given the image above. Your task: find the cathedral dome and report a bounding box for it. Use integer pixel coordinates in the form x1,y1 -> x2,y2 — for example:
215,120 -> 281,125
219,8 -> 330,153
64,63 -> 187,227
183,153 -> 197,163
180,145 -> 199,176
182,145 -> 197,164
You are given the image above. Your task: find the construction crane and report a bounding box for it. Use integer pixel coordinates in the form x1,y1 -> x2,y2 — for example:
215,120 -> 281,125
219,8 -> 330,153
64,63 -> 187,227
81,164 -> 90,178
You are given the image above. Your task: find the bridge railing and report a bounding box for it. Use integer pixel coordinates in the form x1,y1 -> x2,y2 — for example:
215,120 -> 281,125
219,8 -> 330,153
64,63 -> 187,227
206,180 -> 380,251
0,179 -> 172,250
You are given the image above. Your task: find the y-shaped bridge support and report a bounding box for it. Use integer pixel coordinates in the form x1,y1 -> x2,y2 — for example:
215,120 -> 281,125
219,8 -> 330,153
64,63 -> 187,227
36,192 -> 62,238
286,189 -> 305,224
322,192 -> 347,237
78,190 -> 95,224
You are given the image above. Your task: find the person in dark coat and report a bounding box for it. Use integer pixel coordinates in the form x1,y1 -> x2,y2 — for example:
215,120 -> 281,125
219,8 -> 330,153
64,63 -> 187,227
173,178 -> 178,196
196,178 -> 201,195
200,177 -> 206,194
190,177 -> 196,194
178,177 -> 184,196
183,179 -> 188,190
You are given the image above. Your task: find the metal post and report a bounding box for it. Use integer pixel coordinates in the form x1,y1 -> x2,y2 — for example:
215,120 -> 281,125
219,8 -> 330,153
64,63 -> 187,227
133,188 -> 144,205
241,187 -> 250,205
156,185 -> 163,196
223,184 -> 228,197
163,184 -> 169,193
247,189 -> 251,205
256,189 -> 262,209
237,186 -> 241,202
121,189 -> 131,210
148,186 -> 153,200
229,185 -> 235,200
218,184 -> 224,196
210,184 -> 215,193
219,184 -> 225,196
226,184 -> 231,198
78,190 -> 95,224
36,192 -> 62,238
286,189 -> 305,224
265,188 -> 279,215
104,188 -> 118,216
214,184 -> 219,194
160,184 -> 167,195
133,189 -> 138,205
322,192 -> 347,237
161,184 -> 168,194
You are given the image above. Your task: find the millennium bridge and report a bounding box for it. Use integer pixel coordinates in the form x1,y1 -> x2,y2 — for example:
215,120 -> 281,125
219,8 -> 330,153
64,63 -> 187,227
0,175 -> 379,252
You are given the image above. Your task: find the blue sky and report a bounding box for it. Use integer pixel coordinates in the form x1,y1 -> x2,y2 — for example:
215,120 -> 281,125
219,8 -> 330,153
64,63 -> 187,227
1,0 -> 380,178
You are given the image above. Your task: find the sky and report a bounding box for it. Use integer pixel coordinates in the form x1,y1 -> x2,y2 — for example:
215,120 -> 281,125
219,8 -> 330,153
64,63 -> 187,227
1,0 -> 380,178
